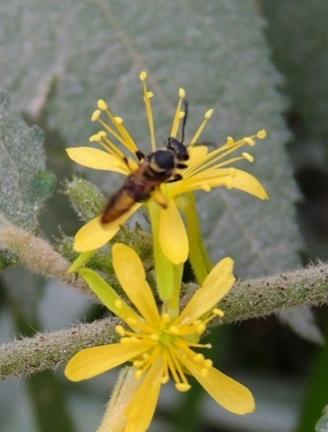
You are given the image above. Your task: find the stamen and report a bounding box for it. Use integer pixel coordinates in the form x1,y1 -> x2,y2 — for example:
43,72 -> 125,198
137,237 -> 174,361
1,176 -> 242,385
176,382 -> 191,392
139,71 -> 157,151
193,353 -> 204,362
97,99 -> 108,111
150,333 -> 160,341
244,137 -> 255,146
113,117 -> 138,153
168,348 -> 191,390
91,110 -> 101,122
204,359 -> 213,368
257,129 -> 267,139
133,360 -> 144,368
189,108 -> 214,146
170,88 -> 186,138
242,152 -> 254,162
213,308 -> 224,317
188,342 -> 212,349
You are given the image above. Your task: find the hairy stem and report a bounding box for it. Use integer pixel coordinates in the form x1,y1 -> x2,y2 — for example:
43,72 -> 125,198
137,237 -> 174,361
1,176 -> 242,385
1,261 -> 328,379
0,224 -> 88,292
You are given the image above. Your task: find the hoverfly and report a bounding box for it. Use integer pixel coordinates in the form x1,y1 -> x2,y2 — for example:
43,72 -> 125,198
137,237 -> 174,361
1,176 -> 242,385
101,102 -> 189,224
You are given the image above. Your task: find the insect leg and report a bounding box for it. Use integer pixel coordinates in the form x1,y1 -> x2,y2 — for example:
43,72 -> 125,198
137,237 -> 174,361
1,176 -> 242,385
167,173 -> 183,183
136,150 -> 145,161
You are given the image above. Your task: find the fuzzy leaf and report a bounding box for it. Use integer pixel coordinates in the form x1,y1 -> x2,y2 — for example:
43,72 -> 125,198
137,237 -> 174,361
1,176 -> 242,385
0,0 -> 301,276
0,91 -> 55,231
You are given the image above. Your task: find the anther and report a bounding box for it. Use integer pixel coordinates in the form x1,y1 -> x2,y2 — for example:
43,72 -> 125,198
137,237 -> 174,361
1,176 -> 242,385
244,137 -> 255,146
89,134 -> 100,142
98,131 -> 107,138
133,360 -> 144,368
114,116 -> 123,124
97,99 -> 108,110
91,109 -> 101,122
175,383 -> 191,392
115,325 -> 126,336
161,375 -> 169,384
257,129 -> 267,139
193,353 -> 204,362
146,91 -> 154,99
213,308 -> 224,317
139,71 -> 148,81
150,333 -> 160,341
227,136 -> 234,146
201,183 -> 211,192
179,88 -> 186,98
196,322 -> 206,334
205,108 -> 214,119
204,359 -> 213,368
242,152 -> 254,163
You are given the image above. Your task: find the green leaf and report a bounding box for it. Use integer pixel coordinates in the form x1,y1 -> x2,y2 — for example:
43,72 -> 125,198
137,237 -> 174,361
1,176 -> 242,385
262,1 -> 328,144
0,91 -> 55,231
0,0 -> 301,276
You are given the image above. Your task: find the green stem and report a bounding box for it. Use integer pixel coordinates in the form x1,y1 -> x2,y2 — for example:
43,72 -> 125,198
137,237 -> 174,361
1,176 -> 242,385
147,201 -> 183,314
178,193 -> 212,283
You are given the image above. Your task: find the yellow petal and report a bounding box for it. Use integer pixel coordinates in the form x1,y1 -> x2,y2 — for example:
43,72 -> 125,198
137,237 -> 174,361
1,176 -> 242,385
65,342 -> 148,382
74,205 -> 141,252
226,168 -> 268,200
181,356 -> 255,415
112,243 -> 160,324
124,358 -> 163,432
66,147 -> 129,174
179,257 -> 235,321
159,200 -> 189,264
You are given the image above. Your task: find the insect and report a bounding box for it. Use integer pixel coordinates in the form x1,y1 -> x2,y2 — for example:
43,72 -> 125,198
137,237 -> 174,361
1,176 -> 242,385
101,102 -> 189,224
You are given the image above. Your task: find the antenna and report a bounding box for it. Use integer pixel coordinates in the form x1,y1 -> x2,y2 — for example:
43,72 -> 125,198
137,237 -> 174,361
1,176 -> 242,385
181,100 -> 189,145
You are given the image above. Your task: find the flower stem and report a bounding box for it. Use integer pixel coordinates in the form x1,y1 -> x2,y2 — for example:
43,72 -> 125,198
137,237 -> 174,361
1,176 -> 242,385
97,367 -> 139,432
178,193 -> 212,283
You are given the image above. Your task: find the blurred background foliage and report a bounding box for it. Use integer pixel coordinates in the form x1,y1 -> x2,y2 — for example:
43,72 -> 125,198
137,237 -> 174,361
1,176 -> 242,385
0,0 -> 328,431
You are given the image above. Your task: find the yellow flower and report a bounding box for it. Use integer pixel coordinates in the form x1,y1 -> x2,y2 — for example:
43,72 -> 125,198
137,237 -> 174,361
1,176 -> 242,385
65,243 -> 255,431
67,72 -> 268,264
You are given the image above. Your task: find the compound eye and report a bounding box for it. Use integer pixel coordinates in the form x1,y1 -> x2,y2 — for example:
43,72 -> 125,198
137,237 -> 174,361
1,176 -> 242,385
154,150 -> 174,170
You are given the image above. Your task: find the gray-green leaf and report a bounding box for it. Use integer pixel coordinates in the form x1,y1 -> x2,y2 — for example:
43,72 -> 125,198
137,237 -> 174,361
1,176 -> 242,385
0,91 -> 55,231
